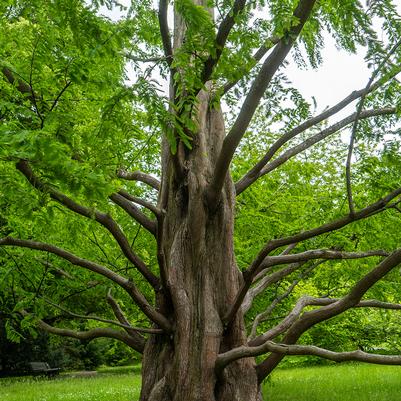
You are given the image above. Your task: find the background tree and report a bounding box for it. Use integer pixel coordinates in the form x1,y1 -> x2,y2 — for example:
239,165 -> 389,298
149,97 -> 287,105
1,1 -> 401,401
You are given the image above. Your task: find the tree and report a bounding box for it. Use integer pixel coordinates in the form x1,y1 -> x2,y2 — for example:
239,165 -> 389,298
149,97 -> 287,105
1,0 -> 401,400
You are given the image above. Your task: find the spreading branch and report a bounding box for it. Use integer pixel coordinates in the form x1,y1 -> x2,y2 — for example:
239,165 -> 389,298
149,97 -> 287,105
216,341 -> 401,376
223,187 -> 401,326
256,247 -> 401,380
22,311 -> 145,353
118,190 -> 160,216
16,160 -> 159,288
0,237 -> 171,332
206,0 -> 317,207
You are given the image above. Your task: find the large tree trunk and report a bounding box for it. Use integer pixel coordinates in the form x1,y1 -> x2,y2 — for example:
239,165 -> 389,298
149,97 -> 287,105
139,4 -> 261,399
139,84 -> 260,400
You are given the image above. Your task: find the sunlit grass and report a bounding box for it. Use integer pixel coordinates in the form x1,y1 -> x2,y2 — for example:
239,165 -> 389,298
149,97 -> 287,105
264,363 -> 401,401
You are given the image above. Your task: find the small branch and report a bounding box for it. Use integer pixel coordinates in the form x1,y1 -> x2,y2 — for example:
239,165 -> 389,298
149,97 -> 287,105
49,81 -> 72,112
125,54 -> 166,63
221,36 -> 281,95
346,38 -> 401,215
117,169 -> 160,191
43,297 -> 161,335
109,193 -> 157,235
118,190 -> 160,216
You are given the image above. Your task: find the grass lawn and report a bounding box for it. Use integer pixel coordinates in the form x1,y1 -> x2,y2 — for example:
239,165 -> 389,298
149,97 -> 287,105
1,363 -> 401,400
0,372 -> 141,401
264,363 -> 401,401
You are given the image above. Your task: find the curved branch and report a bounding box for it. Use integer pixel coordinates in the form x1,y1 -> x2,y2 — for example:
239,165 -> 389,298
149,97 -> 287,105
206,0 -> 317,207
16,160 -> 159,289
117,169 -> 160,191
118,190 -> 160,216
0,237 -> 171,332
256,247 -> 401,380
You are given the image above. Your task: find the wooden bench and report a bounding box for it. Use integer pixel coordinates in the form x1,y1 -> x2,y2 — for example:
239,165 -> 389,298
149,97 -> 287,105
28,362 -> 61,377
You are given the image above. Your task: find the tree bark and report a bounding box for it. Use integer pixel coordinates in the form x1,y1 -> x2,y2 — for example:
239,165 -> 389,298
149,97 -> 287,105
139,84 -> 260,400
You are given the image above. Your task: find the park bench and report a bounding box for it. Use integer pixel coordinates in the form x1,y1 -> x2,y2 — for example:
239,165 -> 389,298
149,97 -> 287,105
28,362 -> 61,377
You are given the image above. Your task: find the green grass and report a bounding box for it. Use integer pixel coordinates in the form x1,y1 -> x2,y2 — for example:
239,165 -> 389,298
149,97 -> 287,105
0,373 -> 141,401
1,363 -> 401,401
264,363 -> 401,401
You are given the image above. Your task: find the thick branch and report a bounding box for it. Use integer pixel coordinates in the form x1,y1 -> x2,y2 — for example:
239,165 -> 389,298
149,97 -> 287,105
109,193 -> 157,235
224,187 -> 401,326
158,0 -> 173,67
206,0 -> 317,207
201,0 -> 247,84
117,169 -> 160,191
260,249 -> 388,271
1,237 -> 171,332
236,107 -> 396,194
16,160 -> 159,288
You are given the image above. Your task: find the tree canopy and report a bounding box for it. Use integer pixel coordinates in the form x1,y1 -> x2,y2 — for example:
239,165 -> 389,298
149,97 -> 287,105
1,0 -> 401,400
